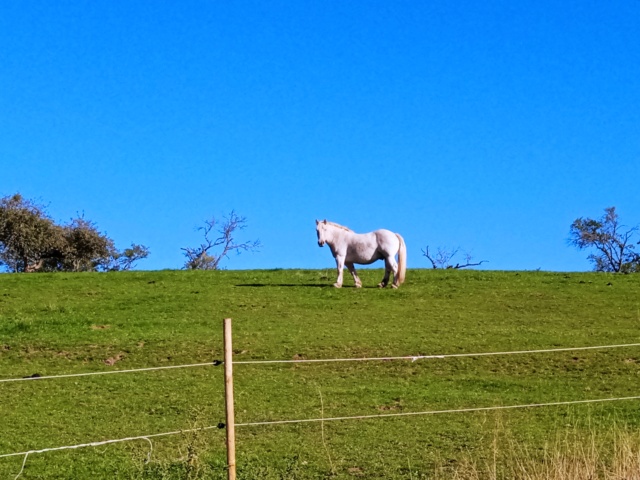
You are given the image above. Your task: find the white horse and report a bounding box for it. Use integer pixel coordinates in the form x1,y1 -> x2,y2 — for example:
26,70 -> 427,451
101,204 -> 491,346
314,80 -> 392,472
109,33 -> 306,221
316,220 -> 407,288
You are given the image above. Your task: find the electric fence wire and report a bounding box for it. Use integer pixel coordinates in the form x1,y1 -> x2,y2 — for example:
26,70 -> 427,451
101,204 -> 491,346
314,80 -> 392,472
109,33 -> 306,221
2,342 -> 640,383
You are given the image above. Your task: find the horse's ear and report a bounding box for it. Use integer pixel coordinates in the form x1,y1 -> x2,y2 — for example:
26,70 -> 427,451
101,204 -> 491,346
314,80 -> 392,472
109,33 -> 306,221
315,219 -> 319,225
323,219 -> 327,224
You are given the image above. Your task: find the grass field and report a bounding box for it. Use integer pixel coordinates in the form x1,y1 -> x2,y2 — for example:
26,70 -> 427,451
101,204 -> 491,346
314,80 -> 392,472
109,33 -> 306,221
1,269 -> 639,479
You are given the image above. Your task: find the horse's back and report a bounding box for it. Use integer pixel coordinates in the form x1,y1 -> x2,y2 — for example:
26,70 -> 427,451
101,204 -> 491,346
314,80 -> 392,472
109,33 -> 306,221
329,225 -> 401,264
373,229 -> 400,252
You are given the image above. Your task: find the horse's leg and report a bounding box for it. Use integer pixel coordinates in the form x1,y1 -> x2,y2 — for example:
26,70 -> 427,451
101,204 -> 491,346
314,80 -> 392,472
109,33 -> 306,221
334,255 -> 345,288
379,257 -> 400,288
378,259 -> 391,288
389,257 -> 400,289
346,262 -> 362,288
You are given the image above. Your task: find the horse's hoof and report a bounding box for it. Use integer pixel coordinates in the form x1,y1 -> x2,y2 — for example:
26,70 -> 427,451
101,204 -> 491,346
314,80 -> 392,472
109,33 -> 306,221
333,283 -> 342,288
391,284 -> 399,289
355,284 -> 362,288
377,283 -> 386,288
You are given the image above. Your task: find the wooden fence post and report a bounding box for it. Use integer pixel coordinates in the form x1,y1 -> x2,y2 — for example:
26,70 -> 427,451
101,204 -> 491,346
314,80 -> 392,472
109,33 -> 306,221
223,318 -> 236,480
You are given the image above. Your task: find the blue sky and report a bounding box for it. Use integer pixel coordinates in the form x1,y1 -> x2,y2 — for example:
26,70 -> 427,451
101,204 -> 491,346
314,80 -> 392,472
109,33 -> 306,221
2,1 -> 639,272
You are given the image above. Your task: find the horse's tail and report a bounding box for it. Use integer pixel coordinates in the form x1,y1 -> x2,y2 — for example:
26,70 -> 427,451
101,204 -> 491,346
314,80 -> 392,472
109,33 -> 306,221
396,233 -> 407,285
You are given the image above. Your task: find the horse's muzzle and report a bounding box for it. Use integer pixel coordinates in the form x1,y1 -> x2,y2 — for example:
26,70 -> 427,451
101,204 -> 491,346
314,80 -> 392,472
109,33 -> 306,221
318,240 -> 325,247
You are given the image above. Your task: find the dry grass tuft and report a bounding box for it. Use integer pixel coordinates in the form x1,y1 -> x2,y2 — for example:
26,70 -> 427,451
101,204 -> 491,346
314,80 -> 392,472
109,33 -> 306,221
434,418 -> 640,480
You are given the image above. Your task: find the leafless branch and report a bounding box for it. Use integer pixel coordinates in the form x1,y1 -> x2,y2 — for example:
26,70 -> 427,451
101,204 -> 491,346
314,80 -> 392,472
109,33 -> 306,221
422,246 -> 487,269
182,211 -> 261,270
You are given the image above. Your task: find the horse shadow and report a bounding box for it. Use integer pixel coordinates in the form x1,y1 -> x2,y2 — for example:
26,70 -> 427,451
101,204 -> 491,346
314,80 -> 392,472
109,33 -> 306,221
234,283 -> 380,289
235,283 -> 328,288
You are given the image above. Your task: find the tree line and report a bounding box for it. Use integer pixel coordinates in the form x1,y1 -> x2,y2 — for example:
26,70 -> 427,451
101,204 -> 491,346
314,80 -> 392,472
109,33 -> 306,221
420,206 -> 640,272
0,194 -> 149,273
1,193 -> 638,273
0,194 -> 263,273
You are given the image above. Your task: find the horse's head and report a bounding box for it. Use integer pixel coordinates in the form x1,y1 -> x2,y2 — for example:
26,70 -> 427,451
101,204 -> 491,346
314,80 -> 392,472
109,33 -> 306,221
315,219 -> 327,247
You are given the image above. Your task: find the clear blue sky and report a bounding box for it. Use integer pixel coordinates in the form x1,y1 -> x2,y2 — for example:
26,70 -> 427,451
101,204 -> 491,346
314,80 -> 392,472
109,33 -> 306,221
2,1 -> 639,272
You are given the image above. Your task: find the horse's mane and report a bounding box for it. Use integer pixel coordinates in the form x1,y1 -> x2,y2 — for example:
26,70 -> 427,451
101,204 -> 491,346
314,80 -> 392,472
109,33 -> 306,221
324,221 -> 353,232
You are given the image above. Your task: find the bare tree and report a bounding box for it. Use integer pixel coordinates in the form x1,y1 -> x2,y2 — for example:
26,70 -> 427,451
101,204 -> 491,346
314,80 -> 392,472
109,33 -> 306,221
569,206 -> 640,273
182,211 -> 261,270
422,246 -> 487,269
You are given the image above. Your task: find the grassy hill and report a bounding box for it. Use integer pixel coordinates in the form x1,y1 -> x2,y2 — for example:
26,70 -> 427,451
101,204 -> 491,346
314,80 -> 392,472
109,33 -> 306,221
1,269 -> 639,479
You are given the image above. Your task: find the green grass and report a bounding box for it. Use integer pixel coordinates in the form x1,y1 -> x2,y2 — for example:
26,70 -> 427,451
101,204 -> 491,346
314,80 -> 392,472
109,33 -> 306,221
1,269 -> 639,479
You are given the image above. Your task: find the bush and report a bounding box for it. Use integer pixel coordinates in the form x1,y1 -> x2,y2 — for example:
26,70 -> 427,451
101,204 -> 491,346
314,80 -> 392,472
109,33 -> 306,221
0,193 -> 149,273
